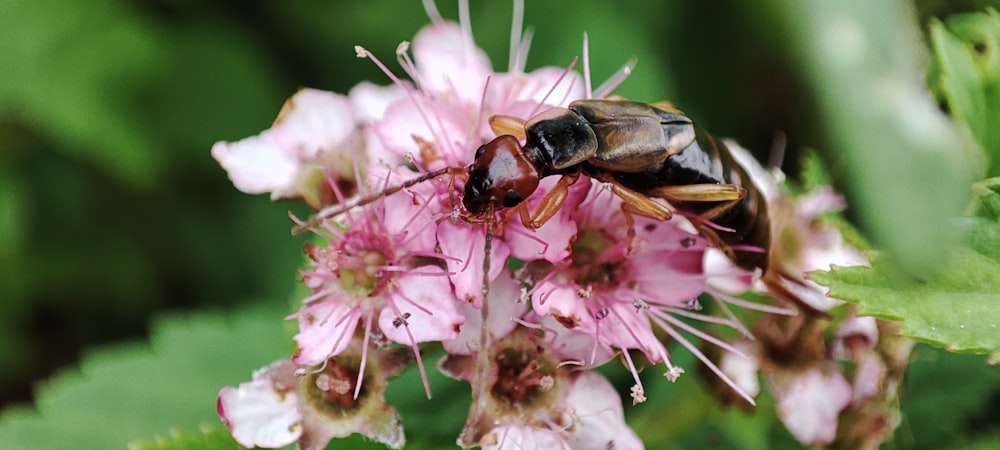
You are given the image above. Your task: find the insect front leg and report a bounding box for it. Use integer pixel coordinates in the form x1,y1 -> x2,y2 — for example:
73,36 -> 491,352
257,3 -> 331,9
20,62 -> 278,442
603,179 -> 674,254
518,173 -> 581,229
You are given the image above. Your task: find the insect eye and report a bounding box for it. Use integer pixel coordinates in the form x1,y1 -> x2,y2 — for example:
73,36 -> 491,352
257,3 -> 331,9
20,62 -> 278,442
502,190 -> 523,207
474,145 -> 487,160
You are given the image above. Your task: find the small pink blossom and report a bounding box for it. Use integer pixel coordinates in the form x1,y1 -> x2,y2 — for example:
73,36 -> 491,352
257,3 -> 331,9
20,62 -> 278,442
212,88 -> 359,206
217,352 -> 408,450
475,372 -> 643,450
482,426 -> 571,450
291,183 -> 462,397
443,273 -> 529,356
217,360 -> 301,448
526,181 -> 756,404
771,367 -> 853,446
719,339 -> 762,399
563,372 -> 644,450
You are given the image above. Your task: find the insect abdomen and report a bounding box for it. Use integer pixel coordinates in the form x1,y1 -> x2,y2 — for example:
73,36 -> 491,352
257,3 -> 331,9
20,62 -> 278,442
610,127 -> 771,272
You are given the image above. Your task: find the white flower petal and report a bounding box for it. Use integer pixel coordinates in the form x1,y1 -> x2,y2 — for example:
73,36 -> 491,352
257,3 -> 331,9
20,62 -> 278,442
565,372 -> 644,450
211,130 -> 299,195
217,362 -> 302,449
719,341 -> 761,398
773,367 -> 852,446
349,81 -> 407,122
483,426 -> 571,450
272,88 -> 355,160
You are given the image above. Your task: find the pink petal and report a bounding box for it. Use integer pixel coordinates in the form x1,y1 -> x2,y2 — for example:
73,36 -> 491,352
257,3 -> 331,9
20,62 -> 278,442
271,88 -> 355,161
564,372 -> 643,450
292,301 -> 362,366
438,221 -> 512,307
348,81 -> 406,123
484,68 -> 585,116
719,341 -> 761,398
532,314 -> 613,367
369,166 -> 441,252
360,123 -> 398,167
443,273 -> 528,355
379,267 -> 463,344
482,426 -> 571,450
211,130 -> 299,195
836,316 -> 880,352
851,351 -> 886,406
531,283 -> 593,332
217,361 -> 302,448
630,247 -> 708,306
372,97 -> 469,169
703,247 -> 756,294
773,367 -> 852,446
598,303 -> 664,361
412,22 -> 493,103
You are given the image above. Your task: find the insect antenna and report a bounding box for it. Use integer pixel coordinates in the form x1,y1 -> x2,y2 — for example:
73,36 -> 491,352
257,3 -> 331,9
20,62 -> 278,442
291,166 -> 466,235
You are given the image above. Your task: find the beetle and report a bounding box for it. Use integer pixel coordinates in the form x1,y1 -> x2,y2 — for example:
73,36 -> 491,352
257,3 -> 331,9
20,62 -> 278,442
294,99 -> 822,316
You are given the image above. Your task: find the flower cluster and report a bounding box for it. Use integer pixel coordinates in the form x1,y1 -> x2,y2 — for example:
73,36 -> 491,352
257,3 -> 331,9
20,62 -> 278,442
211,4 -> 867,449
708,153 -> 913,447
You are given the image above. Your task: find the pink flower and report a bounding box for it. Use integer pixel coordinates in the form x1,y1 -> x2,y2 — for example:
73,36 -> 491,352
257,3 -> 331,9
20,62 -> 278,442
482,427 -> 571,450
348,20 -> 586,307
443,272 -> 530,356
212,88 -> 362,208
217,361 -> 302,448
217,350 -> 409,449
770,366 -> 853,446
213,2 -> 833,448
526,182 -> 757,404
447,324 -> 641,449
477,372 -> 644,450
562,372 -> 644,450
290,178 -> 463,397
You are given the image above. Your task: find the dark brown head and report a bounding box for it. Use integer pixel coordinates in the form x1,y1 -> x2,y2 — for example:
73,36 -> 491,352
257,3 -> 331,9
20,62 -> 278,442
463,135 -> 541,214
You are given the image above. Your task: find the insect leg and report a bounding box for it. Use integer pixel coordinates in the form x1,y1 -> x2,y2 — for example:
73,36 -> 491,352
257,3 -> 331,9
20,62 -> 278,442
519,173 -> 581,229
602,179 -> 675,253
652,183 -> 746,221
488,114 -> 528,139
606,180 -> 674,221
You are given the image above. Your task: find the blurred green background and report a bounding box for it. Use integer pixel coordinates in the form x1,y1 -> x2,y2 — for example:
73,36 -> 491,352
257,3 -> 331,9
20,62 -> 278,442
2,0 -> 999,448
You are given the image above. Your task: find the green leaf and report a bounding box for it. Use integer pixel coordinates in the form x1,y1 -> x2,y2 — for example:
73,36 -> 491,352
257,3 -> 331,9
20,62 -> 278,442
128,424 -> 242,450
810,218 -> 1000,361
973,176 -> 1000,219
897,345 -> 1000,449
929,8 -> 1000,176
0,0 -> 166,188
772,0 -> 975,274
960,434 -> 1000,450
0,302 -> 289,449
